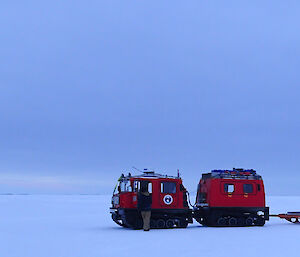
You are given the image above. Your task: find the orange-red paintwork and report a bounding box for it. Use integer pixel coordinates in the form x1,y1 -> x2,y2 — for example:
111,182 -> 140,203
197,177 -> 266,207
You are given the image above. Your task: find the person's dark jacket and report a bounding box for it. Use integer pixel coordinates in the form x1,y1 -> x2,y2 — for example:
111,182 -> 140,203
137,192 -> 152,211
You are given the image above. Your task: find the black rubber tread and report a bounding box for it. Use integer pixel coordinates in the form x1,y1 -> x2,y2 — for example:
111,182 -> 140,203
237,217 -> 245,226
228,217 -> 238,226
165,219 -> 175,228
150,219 -> 157,229
156,219 -> 166,229
193,207 -> 268,227
245,217 -> 254,226
217,217 -> 227,226
255,216 -> 265,226
178,218 -> 189,228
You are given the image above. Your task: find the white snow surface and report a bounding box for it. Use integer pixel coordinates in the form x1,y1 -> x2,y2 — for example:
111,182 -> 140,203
0,195 -> 299,257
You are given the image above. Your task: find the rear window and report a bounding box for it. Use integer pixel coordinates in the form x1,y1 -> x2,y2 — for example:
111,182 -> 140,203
224,184 -> 235,193
243,184 -> 253,193
161,182 -> 176,194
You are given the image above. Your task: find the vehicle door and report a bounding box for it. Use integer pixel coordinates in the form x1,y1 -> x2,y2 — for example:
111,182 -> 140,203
159,180 -> 177,208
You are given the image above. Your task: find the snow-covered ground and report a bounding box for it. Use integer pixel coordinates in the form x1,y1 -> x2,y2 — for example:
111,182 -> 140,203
0,195 -> 299,257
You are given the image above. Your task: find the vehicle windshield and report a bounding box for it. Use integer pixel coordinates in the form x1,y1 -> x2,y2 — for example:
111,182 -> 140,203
119,180 -> 132,192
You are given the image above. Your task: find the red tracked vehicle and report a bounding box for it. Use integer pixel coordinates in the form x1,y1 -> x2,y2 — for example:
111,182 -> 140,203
110,168 -> 300,229
193,168 -> 270,226
110,170 -> 193,229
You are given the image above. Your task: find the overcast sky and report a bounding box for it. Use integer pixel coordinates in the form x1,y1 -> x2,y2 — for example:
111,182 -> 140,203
1,1 -> 300,195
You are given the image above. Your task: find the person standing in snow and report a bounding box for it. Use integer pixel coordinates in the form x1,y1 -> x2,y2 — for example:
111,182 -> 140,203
137,182 -> 152,231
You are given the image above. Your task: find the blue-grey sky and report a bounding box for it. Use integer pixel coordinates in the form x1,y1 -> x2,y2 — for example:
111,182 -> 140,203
1,1 -> 300,195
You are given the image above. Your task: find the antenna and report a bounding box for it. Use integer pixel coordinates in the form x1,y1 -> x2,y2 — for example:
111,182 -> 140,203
177,169 -> 180,178
132,166 -> 143,173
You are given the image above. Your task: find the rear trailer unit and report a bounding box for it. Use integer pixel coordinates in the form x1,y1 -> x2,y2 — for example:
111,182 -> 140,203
193,168 -> 269,227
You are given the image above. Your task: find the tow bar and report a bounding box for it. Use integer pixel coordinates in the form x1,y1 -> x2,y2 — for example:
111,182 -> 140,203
269,212 -> 300,223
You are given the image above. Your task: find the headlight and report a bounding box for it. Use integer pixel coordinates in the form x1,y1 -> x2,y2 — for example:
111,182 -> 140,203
112,196 -> 119,205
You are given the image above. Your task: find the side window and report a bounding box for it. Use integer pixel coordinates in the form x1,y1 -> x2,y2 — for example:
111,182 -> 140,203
134,181 -> 140,192
161,182 -> 176,194
243,184 -> 253,193
224,184 -> 235,193
148,183 -> 152,194
120,182 -> 126,192
127,183 -> 132,192
135,180 -> 152,193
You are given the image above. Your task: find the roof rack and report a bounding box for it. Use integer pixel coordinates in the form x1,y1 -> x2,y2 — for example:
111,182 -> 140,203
121,170 -> 180,180
208,168 -> 261,180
